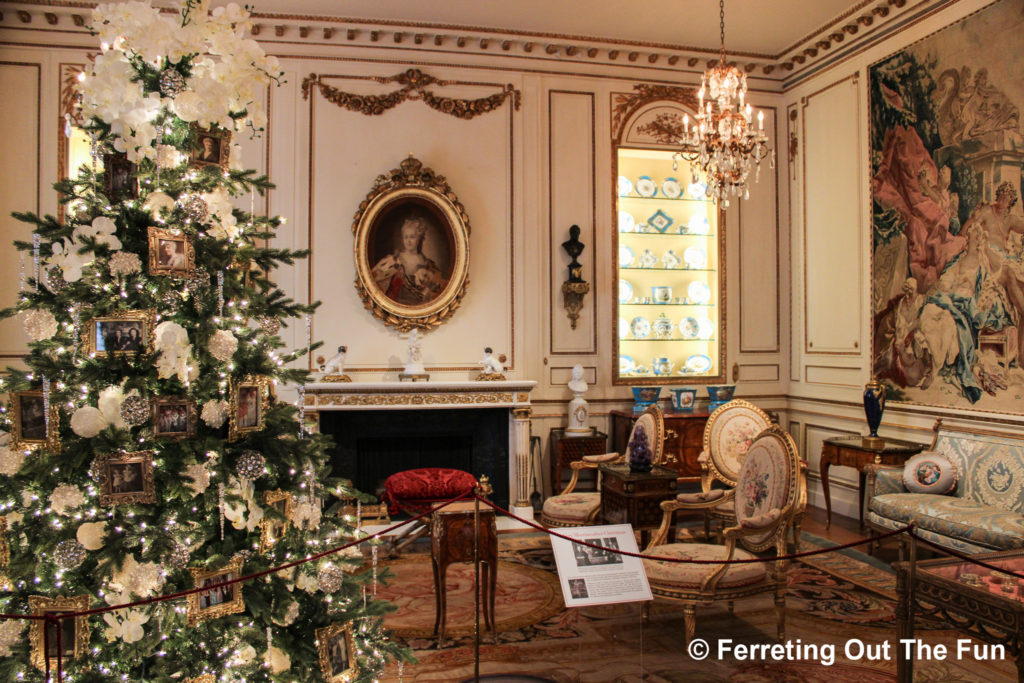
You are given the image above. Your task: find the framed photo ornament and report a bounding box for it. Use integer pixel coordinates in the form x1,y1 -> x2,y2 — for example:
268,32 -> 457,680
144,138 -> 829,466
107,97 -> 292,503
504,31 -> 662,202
352,155 -> 470,331
187,556 -> 245,626
29,595 -> 90,670
228,375 -> 270,441
316,622 -> 359,682
259,490 -> 293,552
187,676 -> 215,683
95,450 -> 157,506
151,396 -> 197,440
0,516 -> 9,568
190,125 -> 231,170
148,227 -> 196,277
10,390 -> 60,451
83,309 -> 156,357
102,152 -> 138,202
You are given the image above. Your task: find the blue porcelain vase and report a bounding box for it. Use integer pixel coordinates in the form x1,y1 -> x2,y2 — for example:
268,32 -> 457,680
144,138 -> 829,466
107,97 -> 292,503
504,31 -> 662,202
863,379 -> 886,445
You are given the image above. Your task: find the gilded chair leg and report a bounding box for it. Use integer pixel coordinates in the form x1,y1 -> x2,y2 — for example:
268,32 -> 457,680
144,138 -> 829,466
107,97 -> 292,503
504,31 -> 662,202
792,522 -> 801,553
641,601 -> 651,623
683,605 -> 696,646
775,590 -> 786,641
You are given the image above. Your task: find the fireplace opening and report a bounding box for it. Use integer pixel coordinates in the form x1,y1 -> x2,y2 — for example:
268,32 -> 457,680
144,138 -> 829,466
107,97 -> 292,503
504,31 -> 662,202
319,408 -> 510,510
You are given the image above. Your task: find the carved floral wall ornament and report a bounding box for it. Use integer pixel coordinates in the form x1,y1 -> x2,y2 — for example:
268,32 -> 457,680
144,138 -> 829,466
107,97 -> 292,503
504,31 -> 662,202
301,68 -> 520,119
352,156 -> 470,331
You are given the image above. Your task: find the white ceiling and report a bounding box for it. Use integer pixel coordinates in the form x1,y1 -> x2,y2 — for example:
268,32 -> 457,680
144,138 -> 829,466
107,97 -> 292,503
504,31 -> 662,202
253,0 -> 866,57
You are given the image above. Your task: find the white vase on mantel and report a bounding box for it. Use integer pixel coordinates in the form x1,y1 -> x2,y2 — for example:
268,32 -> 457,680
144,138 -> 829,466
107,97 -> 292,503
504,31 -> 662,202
565,364 -> 591,436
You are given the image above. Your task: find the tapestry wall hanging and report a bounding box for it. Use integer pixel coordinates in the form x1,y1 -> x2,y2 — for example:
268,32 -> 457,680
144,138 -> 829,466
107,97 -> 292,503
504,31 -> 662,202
870,0 -> 1024,413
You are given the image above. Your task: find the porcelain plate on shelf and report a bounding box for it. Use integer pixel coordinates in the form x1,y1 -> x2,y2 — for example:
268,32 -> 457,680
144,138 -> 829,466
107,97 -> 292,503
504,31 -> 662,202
619,279 -> 634,304
688,280 -> 711,305
618,175 -> 633,197
697,316 -> 714,339
630,316 -> 651,339
618,210 -> 635,233
684,354 -> 713,374
687,180 -> 708,199
661,177 -> 682,199
619,317 -> 629,339
679,316 -> 699,339
683,245 -> 707,269
688,214 -> 710,235
636,175 -> 657,197
619,245 -> 635,267
619,355 -> 635,374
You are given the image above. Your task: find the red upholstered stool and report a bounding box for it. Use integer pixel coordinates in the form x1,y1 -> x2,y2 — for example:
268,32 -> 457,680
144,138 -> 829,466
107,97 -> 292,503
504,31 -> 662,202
382,468 -> 478,515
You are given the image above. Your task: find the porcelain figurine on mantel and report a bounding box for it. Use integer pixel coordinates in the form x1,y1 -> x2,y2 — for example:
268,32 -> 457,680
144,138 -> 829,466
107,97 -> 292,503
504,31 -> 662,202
565,364 -> 591,436
476,347 -> 506,381
399,329 -> 429,381
319,345 -> 351,382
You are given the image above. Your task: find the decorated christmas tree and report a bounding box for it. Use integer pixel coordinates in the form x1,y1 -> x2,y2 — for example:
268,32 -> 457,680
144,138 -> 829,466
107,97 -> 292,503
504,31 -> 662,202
0,1 -> 407,680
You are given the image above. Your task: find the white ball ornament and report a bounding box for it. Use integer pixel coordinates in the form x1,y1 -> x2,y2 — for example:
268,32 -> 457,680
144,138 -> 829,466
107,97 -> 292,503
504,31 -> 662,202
76,521 -> 108,551
22,310 -> 59,342
71,406 -> 107,438
266,644 -> 291,674
201,399 -> 229,428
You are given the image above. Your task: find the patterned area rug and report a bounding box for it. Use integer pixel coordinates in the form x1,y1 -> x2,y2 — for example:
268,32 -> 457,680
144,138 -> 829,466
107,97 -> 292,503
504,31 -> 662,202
378,532 -> 1015,682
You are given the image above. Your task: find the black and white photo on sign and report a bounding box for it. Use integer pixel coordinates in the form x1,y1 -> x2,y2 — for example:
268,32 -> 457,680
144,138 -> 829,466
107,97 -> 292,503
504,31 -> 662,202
572,536 -> 623,567
568,578 -> 589,599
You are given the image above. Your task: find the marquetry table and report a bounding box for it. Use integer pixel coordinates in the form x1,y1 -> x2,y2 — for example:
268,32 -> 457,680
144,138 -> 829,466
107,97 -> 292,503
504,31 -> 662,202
820,435 -> 925,528
599,462 -> 679,546
430,500 -> 497,645
548,427 -> 608,495
895,550 -> 1024,682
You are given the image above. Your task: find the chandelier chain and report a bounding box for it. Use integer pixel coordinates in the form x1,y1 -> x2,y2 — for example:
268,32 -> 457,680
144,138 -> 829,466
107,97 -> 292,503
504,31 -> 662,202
719,0 -> 726,60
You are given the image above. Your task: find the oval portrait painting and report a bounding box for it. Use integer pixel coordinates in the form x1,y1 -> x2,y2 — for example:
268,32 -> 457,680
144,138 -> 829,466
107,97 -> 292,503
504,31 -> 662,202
353,157 -> 470,331
368,197 -> 454,307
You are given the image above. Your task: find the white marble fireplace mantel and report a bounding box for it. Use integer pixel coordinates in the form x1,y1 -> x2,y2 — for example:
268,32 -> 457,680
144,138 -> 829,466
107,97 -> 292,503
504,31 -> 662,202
303,380 -> 537,519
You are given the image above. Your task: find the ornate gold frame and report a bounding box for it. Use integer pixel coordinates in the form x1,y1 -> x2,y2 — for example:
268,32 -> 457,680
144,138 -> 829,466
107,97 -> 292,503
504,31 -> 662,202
0,517 -> 8,568
187,557 -> 245,626
259,490 -> 293,552
228,375 -> 270,441
103,152 -> 138,202
83,309 -> 156,357
187,676 -> 215,683
352,155 -> 470,331
316,621 -> 359,683
29,595 -> 90,670
151,396 -> 197,440
190,124 -> 231,171
147,227 -> 196,277
96,450 -> 157,506
11,390 -> 60,452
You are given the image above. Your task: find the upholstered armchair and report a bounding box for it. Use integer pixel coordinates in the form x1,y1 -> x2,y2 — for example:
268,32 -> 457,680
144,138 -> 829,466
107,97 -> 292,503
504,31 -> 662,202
695,399 -> 772,540
541,404 -> 665,528
641,424 -> 804,644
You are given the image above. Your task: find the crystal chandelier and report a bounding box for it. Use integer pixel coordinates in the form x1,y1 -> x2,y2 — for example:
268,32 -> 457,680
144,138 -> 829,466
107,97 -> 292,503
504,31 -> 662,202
676,0 -> 772,205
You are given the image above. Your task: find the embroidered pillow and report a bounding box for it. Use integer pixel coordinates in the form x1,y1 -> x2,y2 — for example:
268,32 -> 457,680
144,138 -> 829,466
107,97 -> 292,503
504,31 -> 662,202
903,452 -> 958,494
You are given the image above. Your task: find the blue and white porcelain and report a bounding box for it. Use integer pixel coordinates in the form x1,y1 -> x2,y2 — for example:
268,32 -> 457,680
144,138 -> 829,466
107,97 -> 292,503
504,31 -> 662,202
683,245 -> 707,269
653,313 -> 674,339
618,279 -> 634,304
670,388 -> 697,411
687,179 -> 708,199
688,213 -> 711,235
679,316 -> 699,339
636,175 -> 658,197
638,249 -> 658,269
707,384 -> 737,405
652,357 -> 674,376
661,177 -> 682,199
630,316 -> 651,339
619,245 -> 636,267
648,209 -> 673,233
618,175 -> 633,197
662,249 -> 682,269
688,281 -> 711,305
618,210 -> 635,233
631,386 -> 661,406
619,355 -> 636,374
651,286 -> 672,304
619,317 -> 629,339
684,354 -> 713,374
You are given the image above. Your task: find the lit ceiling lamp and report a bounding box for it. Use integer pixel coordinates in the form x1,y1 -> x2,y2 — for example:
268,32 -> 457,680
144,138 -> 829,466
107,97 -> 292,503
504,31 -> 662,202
676,0 -> 773,205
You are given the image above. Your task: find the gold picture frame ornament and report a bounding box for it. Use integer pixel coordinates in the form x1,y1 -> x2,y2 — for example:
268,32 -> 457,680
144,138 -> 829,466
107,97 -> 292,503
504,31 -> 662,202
29,595 -> 90,670
147,226 -> 196,277
186,556 -> 245,626
228,375 -> 270,441
190,124 -> 231,171
151,396 -> 197,440
95,450 -> 157,506
10,390 -> 60,452
352,155 -> 470,331
0,516 -> 9,568
316,621 -> 360,682
259,490 -> 293,552
82,308 -> 156,357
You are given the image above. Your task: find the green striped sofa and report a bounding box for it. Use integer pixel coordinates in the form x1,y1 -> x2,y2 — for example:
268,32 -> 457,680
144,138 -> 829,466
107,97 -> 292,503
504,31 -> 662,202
864,420 -> 1024,554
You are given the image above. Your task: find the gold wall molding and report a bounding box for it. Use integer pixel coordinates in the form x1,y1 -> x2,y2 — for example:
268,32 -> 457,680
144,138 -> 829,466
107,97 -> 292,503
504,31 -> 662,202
313,392 -> 514,407
301,68 -> 520,119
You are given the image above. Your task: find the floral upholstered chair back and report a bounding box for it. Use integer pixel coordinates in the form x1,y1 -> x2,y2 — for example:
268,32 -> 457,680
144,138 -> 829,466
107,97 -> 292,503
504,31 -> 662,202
733,424 -> 802,552
702,399 -> 772,489
626,404 -> 666,468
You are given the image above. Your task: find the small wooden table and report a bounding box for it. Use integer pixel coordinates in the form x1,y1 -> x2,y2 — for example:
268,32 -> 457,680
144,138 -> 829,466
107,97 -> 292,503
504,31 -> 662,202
820,435 -> 924,528
610,408 -> 710,481
895,550 -> 1024,682
549,428 -> 608,495
430,501 -> 498,645
599,463 -> 678,546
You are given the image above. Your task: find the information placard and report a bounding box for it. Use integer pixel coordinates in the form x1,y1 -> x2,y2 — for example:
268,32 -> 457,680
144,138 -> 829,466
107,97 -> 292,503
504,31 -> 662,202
550,524 -> 653,607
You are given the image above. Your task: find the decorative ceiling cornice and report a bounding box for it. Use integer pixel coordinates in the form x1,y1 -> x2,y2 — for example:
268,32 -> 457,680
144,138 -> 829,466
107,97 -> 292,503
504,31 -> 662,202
0,0 -> 954,83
